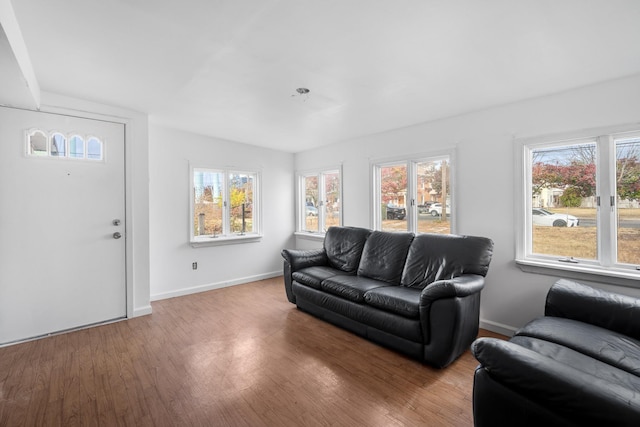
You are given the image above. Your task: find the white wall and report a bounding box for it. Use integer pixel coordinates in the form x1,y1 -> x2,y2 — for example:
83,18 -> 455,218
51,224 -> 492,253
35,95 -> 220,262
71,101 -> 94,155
149,125 -> 295,300
294,74 -> 640,335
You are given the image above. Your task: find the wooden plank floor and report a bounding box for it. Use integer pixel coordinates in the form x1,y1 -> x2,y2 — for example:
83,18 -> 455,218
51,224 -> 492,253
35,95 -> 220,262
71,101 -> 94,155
0,277 -> 505,426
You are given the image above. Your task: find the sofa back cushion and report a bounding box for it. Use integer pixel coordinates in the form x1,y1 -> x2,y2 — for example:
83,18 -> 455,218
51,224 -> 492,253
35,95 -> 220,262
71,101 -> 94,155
401,233 -> 494,289
324,226 -> 372,273
357,231 -> 414,284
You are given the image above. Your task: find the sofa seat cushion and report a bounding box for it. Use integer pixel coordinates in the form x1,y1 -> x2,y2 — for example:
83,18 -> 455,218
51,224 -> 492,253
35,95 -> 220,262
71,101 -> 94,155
321,275 -> 389,303
509,336 -> 640,393
364,286 -> 422,319
292,266 -> 350,290
293,282 -> 423,343
516,316 -> 640,377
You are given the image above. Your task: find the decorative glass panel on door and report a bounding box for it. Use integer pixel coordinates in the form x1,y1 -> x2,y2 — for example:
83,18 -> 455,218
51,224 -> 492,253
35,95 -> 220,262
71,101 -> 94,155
69,135 -> 85,158
28,130 -> 47,156
51,133 -> 66,157
87,137 -> 103,160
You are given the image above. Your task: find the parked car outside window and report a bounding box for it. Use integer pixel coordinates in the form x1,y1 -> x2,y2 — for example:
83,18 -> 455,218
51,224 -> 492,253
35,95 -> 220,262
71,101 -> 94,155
429,203 -> 451,217
417,202 -> 433,213
386,204 -> 406,220
532,208 -> 579,227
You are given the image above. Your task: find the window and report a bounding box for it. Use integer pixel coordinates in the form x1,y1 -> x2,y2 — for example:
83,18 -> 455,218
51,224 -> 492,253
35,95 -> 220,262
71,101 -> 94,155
87,137 -> 103,160
26,129 -> 103,161
51,132 -> 66,157
191,167 -> 261,244
69,135 -> 85,158
28,130 -> 47,156
297,168 -> 341,234
615,136 -> 640,265
518,127 -> 640,281
373,151 -> 453,234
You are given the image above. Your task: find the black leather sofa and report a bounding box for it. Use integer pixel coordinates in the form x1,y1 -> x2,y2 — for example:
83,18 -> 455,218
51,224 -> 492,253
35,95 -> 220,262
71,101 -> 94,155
472,279 -> 640,427
281,226 -> 494,367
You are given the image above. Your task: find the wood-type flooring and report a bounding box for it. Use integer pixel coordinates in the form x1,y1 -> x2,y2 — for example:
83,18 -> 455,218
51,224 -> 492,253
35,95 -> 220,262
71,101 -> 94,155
0,276 -> 505,426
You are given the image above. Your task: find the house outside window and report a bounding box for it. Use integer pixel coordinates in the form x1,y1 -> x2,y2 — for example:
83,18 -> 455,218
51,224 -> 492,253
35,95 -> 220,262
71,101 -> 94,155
191,166 -> 261,245
298,168 -> 341,234
517,127 -> 640,283
372,151 -> 454,234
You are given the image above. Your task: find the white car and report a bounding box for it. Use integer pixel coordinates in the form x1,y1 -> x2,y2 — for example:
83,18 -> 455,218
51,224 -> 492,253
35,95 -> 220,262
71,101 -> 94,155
430,203 -> 451,217
532,208 -> 579,227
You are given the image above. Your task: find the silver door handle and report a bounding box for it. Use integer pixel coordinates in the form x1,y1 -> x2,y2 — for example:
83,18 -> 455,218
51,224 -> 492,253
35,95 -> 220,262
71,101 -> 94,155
113,232 -> 122,239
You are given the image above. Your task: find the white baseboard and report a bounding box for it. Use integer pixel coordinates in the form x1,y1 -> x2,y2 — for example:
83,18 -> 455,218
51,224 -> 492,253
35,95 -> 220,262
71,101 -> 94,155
479,318 -> 518,337
150,271 -> 283,301
132,305 -> 152,317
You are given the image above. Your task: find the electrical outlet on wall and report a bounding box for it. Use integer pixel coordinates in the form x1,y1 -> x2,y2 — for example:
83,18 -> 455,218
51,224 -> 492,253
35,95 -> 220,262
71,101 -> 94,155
192,262 -> 198,270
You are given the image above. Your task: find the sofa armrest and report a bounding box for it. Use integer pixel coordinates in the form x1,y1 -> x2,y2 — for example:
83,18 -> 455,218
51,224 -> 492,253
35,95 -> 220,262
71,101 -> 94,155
281,248 -> 328,270
419,274 -> 485,305
419,274 -> 485,367
281,248 -> 328,304
545,279 -> 640,340
472,337 -> 640,426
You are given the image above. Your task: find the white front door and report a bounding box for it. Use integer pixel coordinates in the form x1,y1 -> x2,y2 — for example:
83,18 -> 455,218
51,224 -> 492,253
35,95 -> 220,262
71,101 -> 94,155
0,107 -> 127,344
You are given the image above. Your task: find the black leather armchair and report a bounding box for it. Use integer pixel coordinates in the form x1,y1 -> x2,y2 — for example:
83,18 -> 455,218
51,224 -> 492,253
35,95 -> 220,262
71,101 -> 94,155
472,279 -> 640,426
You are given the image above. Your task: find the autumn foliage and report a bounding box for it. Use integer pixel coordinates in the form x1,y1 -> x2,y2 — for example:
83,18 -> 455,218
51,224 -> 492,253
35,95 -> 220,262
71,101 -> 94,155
533,155 -> 640,205
532,162 -> 596,199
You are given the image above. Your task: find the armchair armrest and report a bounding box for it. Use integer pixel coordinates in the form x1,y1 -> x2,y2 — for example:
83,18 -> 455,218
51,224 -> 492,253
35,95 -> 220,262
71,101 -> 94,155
281,248 -> 328,271
419,274 -> 485,306
545,279 -> 640,340
472,337 -> 640,426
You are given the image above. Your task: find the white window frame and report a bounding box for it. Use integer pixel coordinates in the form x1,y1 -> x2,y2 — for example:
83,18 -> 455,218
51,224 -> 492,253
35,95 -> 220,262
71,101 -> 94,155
295,166 -> 343,238
190,164 -> 262,247
515,124 -> 640,287
371,149 -> 456,233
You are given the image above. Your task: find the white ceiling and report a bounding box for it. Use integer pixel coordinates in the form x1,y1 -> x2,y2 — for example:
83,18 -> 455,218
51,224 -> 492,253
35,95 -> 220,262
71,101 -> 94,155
4,0 -> 640,152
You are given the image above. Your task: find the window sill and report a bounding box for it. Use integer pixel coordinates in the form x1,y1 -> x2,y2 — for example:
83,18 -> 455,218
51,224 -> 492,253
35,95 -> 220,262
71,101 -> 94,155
190,234 -> 262,248
294,231 -> 325,242
516,258 -> 640,288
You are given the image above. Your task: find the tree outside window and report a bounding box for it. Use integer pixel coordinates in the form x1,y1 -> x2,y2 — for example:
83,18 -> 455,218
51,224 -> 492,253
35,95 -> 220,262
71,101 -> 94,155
303,175 -> 319,232
615,137 -> 640,265
299,169 -> 341,234
375,154 -> 452,234
530,143 -> 597,259
524,132 -> 640,269
192,168 -> 260,241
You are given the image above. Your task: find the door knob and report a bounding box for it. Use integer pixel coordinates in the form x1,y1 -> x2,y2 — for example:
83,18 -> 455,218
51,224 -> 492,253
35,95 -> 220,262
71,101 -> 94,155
113,232 -> 122,239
